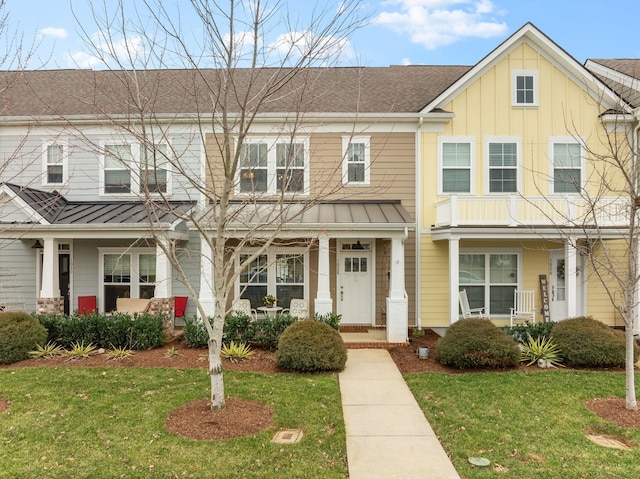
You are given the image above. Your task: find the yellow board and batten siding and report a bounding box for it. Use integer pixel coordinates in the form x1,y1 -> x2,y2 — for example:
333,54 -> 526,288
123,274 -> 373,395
419,42 -> 617,327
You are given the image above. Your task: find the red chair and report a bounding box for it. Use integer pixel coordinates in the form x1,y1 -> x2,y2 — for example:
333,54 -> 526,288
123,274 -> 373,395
174,296 -> 188,318
78,295 -> 97,315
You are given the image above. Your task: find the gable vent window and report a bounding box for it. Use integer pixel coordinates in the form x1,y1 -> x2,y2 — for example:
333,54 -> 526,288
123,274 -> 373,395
513,70 -> 538,107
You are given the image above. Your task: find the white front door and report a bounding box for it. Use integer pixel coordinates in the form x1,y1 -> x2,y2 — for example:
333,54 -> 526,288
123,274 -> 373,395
337,241 -> 373,324
549,250 -> 566,322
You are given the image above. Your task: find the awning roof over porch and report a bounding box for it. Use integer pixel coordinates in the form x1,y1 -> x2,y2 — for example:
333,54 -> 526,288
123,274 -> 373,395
201,200 -> 415,233
1,183 -> 195,225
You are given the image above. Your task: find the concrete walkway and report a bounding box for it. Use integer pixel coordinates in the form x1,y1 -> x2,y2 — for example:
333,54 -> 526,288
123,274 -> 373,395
339,349 -> 461,479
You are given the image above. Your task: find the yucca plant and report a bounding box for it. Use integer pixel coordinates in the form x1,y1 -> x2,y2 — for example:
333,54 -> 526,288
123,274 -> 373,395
520,335 -> 563,368
107,346 -> 134,360
65,341 -> 98,359
165,346 -> 181,358
221,341 -> 255,362
29,341 -> 65,358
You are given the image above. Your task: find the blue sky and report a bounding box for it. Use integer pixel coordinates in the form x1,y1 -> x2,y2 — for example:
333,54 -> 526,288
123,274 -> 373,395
5,0 -> 640,69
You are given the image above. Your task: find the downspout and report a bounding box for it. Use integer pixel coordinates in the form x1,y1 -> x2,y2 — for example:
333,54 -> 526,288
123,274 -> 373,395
415,116 -> 423,329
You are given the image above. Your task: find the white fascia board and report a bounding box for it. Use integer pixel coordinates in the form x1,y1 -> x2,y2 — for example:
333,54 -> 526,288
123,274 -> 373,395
0,184 -> 49,225
0,223 -> 189,240
421,23 -> 629,115
586,60 -> 640,95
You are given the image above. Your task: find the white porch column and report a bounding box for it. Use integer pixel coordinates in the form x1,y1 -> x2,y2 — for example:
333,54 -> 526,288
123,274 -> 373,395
40,238 -> 60,298
198,234 -> 215,318
315,235 -> 333,315
449,238 -> 460,324
386,236 -> 408,342
565,238 -> 577,318
154,240 -> 172,298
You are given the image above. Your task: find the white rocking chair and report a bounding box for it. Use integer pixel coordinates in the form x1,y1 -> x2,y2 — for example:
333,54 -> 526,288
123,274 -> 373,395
458,290 -> 486,319
509,290 -> 536,327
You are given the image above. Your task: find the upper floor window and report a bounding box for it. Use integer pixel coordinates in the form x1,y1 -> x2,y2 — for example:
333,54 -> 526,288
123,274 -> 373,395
550,138 -> 583,194
342,136 -> 370,186
438,137 -> 475,194
513,69 -> 538,106
100,141 -> 170,196
140,144 -> 168,194
238,138 -> 308,195
486,139 -> 519,193
103,144 -> 133,194
42,141 -> 67,185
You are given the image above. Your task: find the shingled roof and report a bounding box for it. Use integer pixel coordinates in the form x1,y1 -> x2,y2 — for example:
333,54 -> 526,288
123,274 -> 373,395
0,66 -> 471,117
587,59 -> 640,108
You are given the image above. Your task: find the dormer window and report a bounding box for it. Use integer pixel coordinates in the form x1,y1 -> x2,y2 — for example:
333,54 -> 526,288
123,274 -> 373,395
513,70 -> 538,106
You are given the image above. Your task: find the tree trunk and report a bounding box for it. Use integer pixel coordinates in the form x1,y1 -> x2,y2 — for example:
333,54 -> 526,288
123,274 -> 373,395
208,335 -> 226,410
625,325 -> 638,410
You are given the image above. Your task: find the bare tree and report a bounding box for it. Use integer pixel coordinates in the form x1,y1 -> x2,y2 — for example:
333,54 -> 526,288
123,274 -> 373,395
530,93 -> 639,410
70,0 -> 370,410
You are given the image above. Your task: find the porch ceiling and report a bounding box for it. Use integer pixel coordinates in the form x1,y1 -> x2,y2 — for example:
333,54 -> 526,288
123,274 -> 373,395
430,225 -> 630,241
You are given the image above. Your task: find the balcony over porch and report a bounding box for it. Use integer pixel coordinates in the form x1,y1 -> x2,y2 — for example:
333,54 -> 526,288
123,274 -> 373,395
435,195 -> 630,228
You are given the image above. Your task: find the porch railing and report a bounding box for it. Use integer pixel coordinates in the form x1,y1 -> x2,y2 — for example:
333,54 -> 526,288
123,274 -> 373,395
435,195 -> 630,228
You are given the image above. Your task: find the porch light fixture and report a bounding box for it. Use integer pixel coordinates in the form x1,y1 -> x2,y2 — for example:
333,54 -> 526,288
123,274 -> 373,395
32,239 -> 43,249
353,240 -> 364,250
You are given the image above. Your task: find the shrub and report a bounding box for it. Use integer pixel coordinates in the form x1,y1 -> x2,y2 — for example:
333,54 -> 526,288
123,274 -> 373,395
253,313 -> 297,351
184,316 -> 210,348
313,312 -> 342,330
552,316 -> 638,368
221,341 -> 255,361
505,321 -> 556,344
276,320 -> 347,372
224,313 -> 255,345
37,312 -> 164,350
0,312 -> 48,364
435,318 -> 521,369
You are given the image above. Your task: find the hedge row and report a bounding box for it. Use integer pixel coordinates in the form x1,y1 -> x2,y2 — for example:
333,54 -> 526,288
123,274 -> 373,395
37,312 -> 166,350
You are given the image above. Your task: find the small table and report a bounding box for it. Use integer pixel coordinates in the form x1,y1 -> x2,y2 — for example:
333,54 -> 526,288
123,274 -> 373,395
257,306 -> 283,318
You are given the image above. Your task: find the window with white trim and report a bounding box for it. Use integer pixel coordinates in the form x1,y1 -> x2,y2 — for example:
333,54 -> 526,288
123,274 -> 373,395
487,139 -> 519,193
140,144 -> 169,193
342,136 -> 370,186
550,139 -> 583,193
238,138 -> 308,194
438,137 -> 474,194
238,249 -> 307,309
42,141 -> 67,185
459,251 -> 519,316
103,144 -> 133,194
513,70 -> 538,106
100,142 -> 171,196
100,249 -> 156,312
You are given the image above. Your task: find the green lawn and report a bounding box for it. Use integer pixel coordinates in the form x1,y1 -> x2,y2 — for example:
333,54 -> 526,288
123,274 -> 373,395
0,367 -> 347,479
405,370 -> 640,479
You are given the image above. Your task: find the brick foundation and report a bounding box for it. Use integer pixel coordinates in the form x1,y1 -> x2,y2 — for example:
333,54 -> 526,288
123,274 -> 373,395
36,297 -> 64,315
148,297 -> 175,336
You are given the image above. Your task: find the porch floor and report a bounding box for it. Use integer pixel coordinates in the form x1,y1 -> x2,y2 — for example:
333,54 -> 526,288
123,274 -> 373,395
340,328 -> 407,349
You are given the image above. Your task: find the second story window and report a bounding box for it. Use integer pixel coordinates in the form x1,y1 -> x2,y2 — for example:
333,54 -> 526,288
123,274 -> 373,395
42,141 -> 67,185
487,141 -> 518,193
238,137 -> 308,195
551,139 -> 583,194
513,69 -> 538,106
140,144 -> 168,193
342,136 -> 370,186
104,144 -> 132,194
439,137 -> 474,194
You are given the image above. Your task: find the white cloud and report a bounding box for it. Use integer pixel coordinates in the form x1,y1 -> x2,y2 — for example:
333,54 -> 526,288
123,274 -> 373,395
270,30 -> 354,66
65,33 -> 147,69
376,0 -> 508,50
39,27 -> 68,39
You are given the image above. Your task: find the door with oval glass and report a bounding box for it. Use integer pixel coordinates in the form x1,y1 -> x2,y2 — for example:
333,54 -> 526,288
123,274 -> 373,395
337,240 -> 373,324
